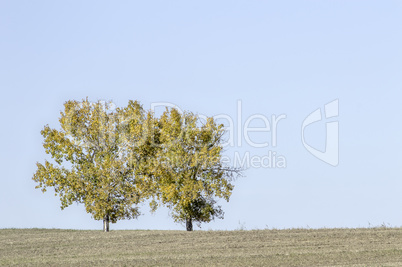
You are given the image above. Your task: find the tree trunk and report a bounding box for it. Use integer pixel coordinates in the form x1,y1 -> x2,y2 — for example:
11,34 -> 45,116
103,214 -> 110,232
186,218 -> 193,231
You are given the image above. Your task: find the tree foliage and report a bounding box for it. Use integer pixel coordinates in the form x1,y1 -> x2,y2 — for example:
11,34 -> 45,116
151,108 -> 241,230
33,99 -> 242,231
33,99 -> 155,231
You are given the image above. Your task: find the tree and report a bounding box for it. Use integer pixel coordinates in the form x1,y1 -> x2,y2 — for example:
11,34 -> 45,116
32,99 -> 155,232
151,108 -> 241,231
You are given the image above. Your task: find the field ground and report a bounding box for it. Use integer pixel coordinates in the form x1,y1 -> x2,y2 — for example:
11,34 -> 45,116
0,228 -> 401,266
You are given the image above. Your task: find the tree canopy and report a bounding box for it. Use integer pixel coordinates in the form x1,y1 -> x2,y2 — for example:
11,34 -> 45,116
151,108 -> 241,231
33,98 -> 241,231
33,99 -> 156,231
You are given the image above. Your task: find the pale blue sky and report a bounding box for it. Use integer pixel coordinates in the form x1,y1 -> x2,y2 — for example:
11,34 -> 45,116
1,1 -> 401,230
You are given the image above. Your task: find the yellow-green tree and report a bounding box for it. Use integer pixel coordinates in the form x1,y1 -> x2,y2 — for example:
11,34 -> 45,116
33,99 -> 156,232
152,109 -> 241,231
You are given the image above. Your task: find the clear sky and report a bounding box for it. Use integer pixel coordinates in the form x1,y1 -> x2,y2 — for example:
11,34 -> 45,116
1,1 -> 401,230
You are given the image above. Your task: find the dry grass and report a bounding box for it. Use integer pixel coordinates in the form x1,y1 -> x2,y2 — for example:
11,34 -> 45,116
0,228 -> 401,266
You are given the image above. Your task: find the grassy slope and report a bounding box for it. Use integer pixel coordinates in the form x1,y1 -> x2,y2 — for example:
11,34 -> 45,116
0,228 -> 401,266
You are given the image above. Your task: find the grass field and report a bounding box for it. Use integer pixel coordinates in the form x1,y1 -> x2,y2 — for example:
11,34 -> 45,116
0,228 -> 401,266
